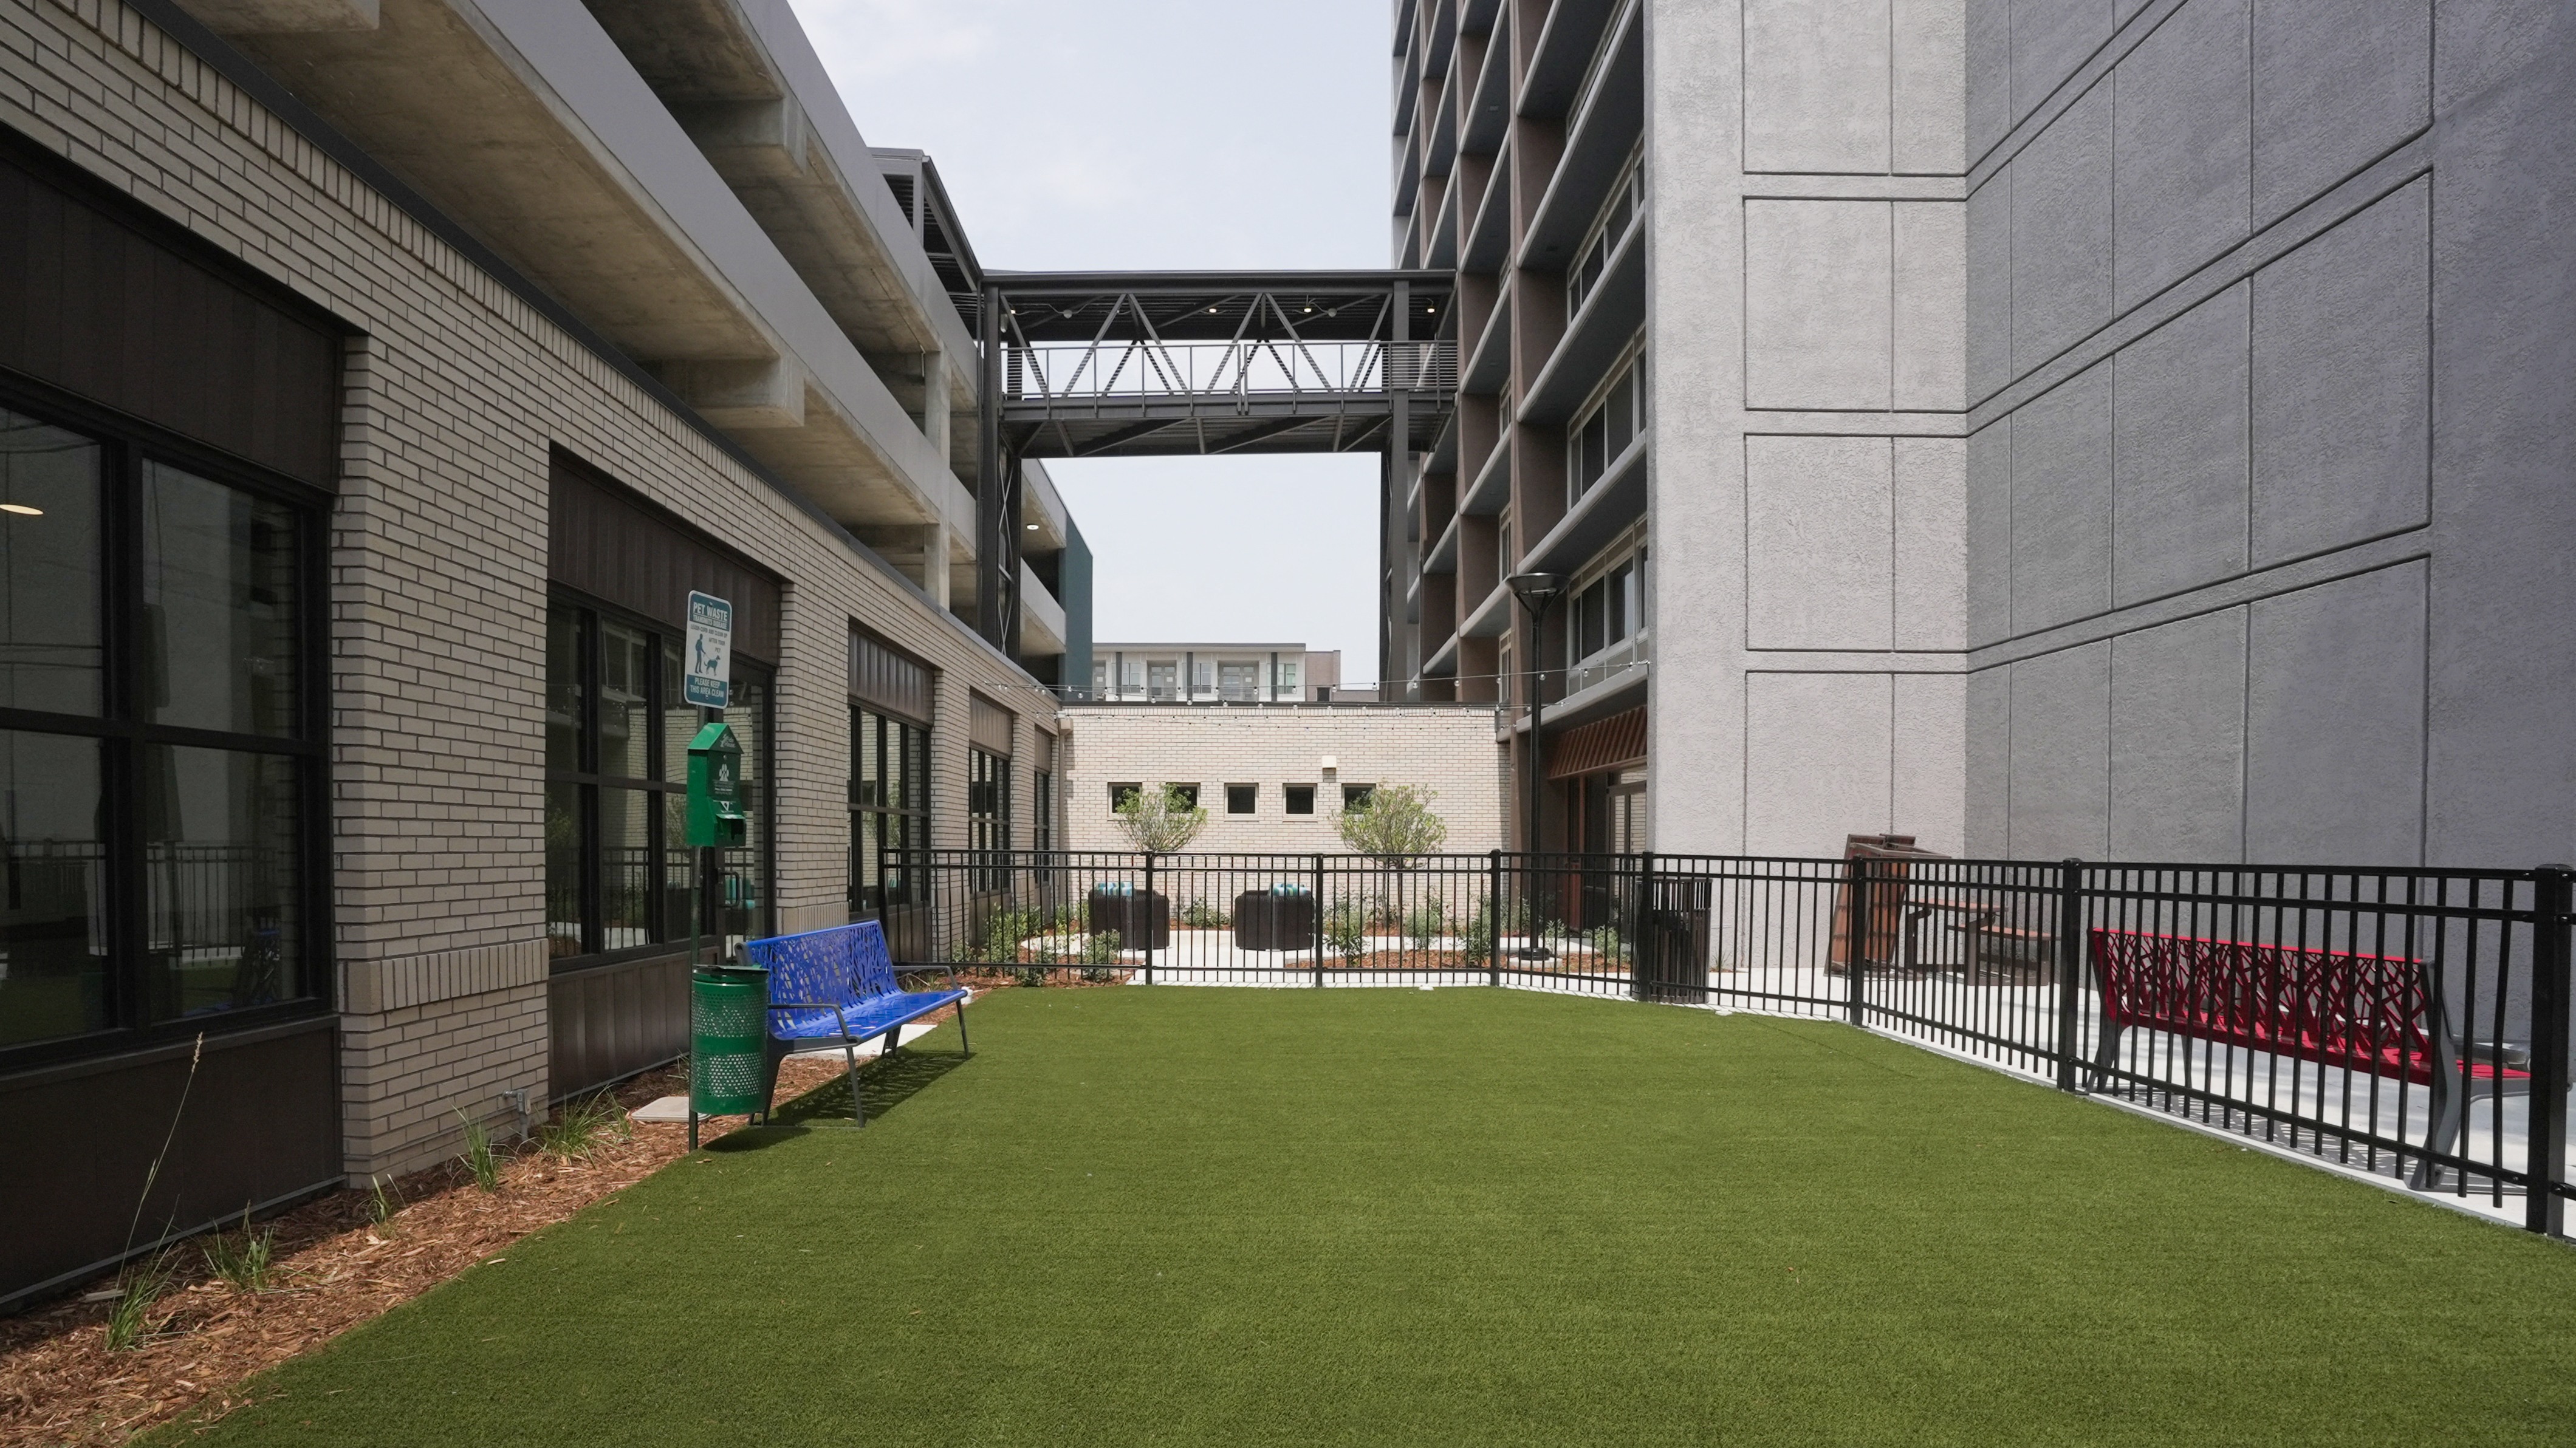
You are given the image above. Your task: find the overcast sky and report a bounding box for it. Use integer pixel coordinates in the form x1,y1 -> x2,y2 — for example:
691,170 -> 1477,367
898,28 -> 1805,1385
797,0 -> 1393,678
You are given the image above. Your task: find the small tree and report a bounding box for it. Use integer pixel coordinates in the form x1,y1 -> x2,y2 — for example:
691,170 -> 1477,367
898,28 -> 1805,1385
1115,784 -> 1208,853
1335,784 -> 1448,862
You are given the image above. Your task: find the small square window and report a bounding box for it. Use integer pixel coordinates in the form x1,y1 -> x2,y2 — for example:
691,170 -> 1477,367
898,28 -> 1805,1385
1109,782 -> 1141,813
1341,784 -> 1374,811
1170,784 -> 1200,810
1283,784 -> 1316,815
1226,784 -> 1257,814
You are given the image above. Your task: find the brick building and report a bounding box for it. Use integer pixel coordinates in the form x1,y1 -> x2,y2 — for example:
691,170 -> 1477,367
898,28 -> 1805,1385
1058,704 -> 1509,855
0,0 -> 1086,1306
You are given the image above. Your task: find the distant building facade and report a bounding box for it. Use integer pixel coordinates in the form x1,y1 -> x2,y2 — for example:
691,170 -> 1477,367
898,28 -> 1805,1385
1058,704 -> 1507,855
1088,643 -> 1348,703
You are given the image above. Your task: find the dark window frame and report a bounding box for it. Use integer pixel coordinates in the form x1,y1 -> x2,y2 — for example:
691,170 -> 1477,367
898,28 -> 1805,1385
543,589 -> 774,972
1225,783 -> 1258,814
1283,784 -> 1317,816
849,704 -> 931,914
0,369 -> 334,1076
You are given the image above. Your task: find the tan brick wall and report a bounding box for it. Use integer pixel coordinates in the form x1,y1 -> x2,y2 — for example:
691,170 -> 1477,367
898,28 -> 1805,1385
2,0 -> 1061,1178
1057,705 -> 1510,855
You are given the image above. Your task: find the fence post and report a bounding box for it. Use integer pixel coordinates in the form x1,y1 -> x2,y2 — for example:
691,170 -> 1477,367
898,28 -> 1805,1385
1846,856 -> 1869,1027
2527,864 -> 2571,1237
1142,850 -> 1156,987
2054,858 -> 2085,1092
1487,849 -> 1502,988
1312,853 -> 1326,989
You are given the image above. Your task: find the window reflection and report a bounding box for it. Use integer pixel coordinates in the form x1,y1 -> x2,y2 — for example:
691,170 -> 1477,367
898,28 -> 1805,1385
142,745 -> 300,1022
598,620 -> 649,781
0,733 -> 108,1047
0,410 -> 102,717
143,463 -> 298,737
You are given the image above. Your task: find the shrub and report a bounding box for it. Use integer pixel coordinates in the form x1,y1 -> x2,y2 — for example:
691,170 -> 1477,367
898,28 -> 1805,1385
457,1110 -> 503,1192
202,1211 -> 275,1292
537,1091 -> 629,1161
1324,901 -> 1369,964
1180,896 -> 1230,928
103,1257 -> 171,1351
1584,924 -> 1629,965
1114,785 -> 1208,852
1081,931 -> 1123,966
1404,901 -> 1445,951
1459,906 -> 1495,958
1335,784 -> 1448,861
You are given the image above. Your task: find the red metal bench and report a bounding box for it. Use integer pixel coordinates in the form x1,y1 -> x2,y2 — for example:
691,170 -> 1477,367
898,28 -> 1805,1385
2087,928 -> 2531,1187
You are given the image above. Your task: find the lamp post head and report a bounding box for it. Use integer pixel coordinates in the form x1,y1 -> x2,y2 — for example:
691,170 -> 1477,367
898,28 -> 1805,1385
1506,572 -> 1565,611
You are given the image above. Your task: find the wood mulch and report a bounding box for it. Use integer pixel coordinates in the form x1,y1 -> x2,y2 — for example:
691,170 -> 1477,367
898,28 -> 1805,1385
0,1002 -> 967,1447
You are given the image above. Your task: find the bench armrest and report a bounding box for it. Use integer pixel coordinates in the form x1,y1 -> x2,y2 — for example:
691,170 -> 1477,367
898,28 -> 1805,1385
767,1000 -> 854,1037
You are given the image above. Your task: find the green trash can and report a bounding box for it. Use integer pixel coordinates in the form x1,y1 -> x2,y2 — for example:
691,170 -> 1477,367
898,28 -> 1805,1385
690,964 -> 769,1145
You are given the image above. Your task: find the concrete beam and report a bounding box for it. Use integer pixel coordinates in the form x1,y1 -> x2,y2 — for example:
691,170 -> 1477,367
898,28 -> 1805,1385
648,357 -> 805,429
186,0 -> 377,32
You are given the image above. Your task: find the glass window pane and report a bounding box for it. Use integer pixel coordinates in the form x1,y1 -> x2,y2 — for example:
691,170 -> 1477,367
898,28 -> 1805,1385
547,780 -> 584,961
663,640 -> 704,786
597,620 -> 649,780
142,745 -> 303,1022
547,606 -> 584,773
662,792 -> 696,945
0,411 -> 103,716
0,731 -> 109,1047
721,669 -> 769,948
143,464 -> 298,737
598,787 -> 654,950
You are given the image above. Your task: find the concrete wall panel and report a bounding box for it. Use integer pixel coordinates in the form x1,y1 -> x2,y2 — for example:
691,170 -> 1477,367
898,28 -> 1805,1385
1967,0 -> 2010,160
1894,0 -> 1968,174
1894,200 -> 1967,410
1745,0 -> 1891,173
1966,173 -> 2012,400
1747,672 -> 1893,855
2244,562 -> 2426,864
1965,418 -> 2010,646
2010,0 -> 2113,126
2010,83 -> 2112,371
1894,437 -> 1968,651
2010,362 -> 2111,633
2253,0 -> 2431,225
2007,640 -> 2110,859
2109,607 -> 2247,861
2112,282 -> 2249,605
1745,199 -> 1892,409
2250,177 -> 2429,566
1746,436 -> 1894,650
1894,671 -> 1968,852
2112,0 -> 2250,311
1966,664 -> 2010,855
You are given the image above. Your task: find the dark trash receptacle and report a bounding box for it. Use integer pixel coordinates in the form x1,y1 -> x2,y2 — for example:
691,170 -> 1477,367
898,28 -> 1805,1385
1632,875 -> 1712,1003
690,965 -> 770,1116
1087,884 -> 1170,951
1233,887 -> 1317,952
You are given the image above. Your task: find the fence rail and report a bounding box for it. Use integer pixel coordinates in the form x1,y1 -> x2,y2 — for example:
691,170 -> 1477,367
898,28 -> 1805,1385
884,847 -> 2574,1238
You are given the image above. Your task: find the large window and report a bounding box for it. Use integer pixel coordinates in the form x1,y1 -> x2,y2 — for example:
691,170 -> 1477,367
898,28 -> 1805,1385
0,400 -> 323,1065
850,706 -> 929,913
1567,350 -> 1647,507
1567,149 -> 1644,317
544,596 -> 770,965
1566,548 -> 1649,672
1032,766 -> 1055,851
969,748 -> 1010,850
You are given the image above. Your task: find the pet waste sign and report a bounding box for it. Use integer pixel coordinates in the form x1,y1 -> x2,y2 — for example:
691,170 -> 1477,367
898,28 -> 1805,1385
684,591 -> 731,708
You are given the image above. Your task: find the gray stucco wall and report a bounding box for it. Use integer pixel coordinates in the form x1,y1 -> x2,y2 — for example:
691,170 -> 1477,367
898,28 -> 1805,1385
1964,0 -> 2576,869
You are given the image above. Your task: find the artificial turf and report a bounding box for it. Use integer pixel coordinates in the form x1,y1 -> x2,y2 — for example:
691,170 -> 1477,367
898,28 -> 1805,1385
170,986 -> 2576,1446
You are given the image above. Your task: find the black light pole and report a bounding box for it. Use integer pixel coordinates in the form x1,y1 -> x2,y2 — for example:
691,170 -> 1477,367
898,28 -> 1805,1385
1507,572 -> 1564,960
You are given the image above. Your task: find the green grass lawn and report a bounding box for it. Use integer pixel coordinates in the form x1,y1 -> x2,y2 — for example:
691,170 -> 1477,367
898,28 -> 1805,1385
173,987 -> 2576,1446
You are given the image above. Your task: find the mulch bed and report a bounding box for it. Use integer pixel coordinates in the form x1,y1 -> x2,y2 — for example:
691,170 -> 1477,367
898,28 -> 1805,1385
0,1002 -> 965,1447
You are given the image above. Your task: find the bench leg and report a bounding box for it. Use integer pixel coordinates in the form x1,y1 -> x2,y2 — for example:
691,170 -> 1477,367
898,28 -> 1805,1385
2088,1020 -> 2123,1095
955,997 -> 971,1059
2411,1070 -> 2461,1192
842,1039 -> 865,1129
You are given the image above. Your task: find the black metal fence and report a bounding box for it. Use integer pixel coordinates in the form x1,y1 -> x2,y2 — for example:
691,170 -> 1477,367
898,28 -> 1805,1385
890,849 -> 2573,1238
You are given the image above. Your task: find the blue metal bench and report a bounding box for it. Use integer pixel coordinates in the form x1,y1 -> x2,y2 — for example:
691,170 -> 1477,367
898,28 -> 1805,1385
742,920 -> 971,1126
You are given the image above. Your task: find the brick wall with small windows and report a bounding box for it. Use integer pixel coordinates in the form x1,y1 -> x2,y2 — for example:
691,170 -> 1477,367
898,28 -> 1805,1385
1058,706 -> 1509,854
